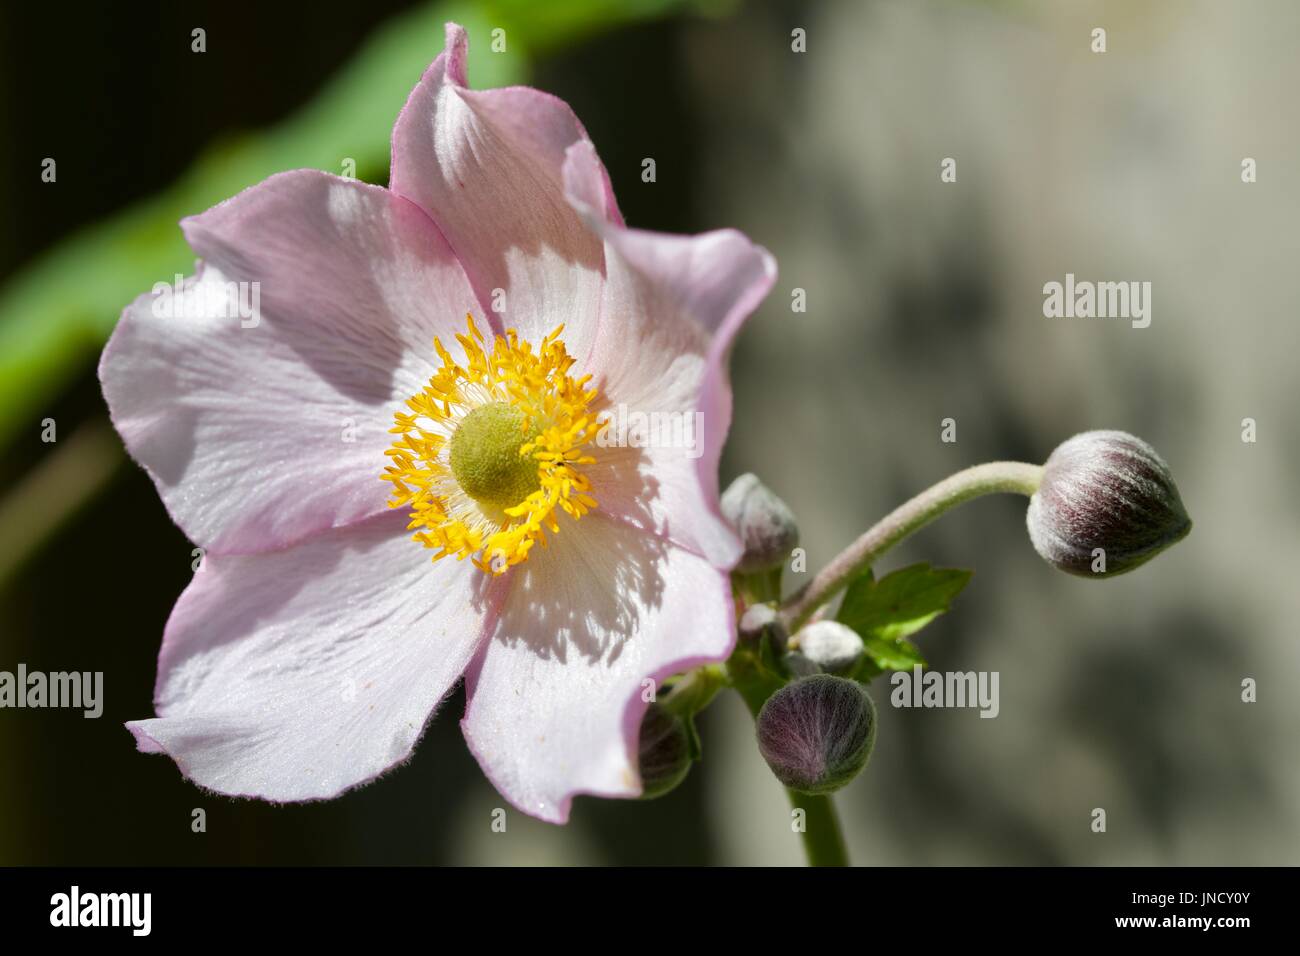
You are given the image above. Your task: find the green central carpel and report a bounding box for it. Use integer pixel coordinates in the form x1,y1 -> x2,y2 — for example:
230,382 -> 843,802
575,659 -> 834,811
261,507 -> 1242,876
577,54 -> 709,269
449,402 -> 542,508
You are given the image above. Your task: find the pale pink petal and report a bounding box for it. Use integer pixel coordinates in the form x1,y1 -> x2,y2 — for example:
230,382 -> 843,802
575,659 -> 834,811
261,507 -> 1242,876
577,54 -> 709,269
565,142 -> 778,569
127,511 -> 498,801
389,23 -> 616,360
100,169 -> 479,555
460,513 -> 734,823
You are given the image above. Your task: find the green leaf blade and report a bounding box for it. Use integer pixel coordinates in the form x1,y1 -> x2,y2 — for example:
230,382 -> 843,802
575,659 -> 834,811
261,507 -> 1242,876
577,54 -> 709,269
836,562 -> 972,674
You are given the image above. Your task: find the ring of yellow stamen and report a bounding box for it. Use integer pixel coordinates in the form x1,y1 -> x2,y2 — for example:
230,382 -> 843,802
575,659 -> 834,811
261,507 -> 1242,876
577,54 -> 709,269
383,315 -> 603,575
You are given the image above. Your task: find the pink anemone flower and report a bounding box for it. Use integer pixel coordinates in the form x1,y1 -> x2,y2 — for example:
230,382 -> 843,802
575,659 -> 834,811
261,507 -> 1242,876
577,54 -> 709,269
101,23 -> 775,823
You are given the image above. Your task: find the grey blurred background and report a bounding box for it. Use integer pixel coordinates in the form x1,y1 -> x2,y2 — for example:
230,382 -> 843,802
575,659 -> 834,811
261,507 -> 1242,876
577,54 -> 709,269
1,0 -> 1296,864
707,0 -> 1299,865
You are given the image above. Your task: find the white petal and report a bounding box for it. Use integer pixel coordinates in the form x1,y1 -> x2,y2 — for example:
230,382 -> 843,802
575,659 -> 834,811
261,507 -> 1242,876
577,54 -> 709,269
460,513 -> 734,822
128,512 -> 496,801
101,170 -> 479,555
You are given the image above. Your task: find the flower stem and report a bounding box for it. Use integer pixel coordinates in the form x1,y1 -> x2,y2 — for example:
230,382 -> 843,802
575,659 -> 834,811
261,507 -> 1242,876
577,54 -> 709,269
779,461 -> 1043,631
660,664 -> 728,718
787,789 -> 849,866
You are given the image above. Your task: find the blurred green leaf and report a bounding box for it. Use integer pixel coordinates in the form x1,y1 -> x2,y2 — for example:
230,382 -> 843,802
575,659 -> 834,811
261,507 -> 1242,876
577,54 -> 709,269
0,0 -> 691,449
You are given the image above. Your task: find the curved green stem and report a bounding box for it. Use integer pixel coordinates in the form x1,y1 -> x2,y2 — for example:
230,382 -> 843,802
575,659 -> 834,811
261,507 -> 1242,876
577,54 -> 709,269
779,461 -> 1043,631
734,461 -> 1042,865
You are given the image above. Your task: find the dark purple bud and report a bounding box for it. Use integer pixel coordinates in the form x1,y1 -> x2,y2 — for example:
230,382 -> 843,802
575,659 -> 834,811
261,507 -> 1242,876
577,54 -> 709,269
1026,430 -> 1191,578
757,675 -> 876,795
721,473 -> 800,574
637,703 -> 692,799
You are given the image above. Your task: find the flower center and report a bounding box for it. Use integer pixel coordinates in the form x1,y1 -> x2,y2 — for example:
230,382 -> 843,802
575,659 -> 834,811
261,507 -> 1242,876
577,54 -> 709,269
447,402 -> 542,508
382,315 -> 603,575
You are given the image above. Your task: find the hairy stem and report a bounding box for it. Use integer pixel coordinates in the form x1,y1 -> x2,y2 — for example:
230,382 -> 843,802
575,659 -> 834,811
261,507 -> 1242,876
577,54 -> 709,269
787,789 -> 849,867
779,461 -> 1043,631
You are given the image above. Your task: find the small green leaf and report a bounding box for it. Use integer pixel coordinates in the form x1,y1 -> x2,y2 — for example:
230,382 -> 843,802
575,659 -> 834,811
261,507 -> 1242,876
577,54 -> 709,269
860,633 -> 927,672
837,563 -> 972,673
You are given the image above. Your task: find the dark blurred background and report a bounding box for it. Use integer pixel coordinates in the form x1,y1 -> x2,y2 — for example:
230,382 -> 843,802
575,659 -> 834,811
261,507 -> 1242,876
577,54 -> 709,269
1,0 -> 1296,865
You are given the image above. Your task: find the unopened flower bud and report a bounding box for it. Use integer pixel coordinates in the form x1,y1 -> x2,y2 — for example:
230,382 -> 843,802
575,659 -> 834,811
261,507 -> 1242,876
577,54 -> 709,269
721,473 -> 800,574
739,602 -> 782,640
786,620 -> 865,675
1026,430 -> 1191,578
757,675 -> 877,795
637,702 -> 692,799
